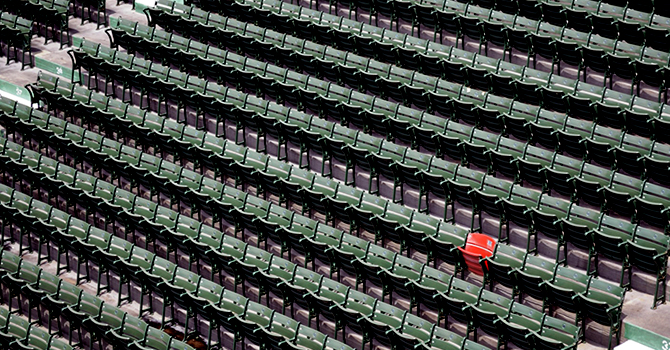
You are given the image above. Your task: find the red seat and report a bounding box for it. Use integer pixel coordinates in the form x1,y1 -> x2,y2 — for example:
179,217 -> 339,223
457,233 -> 496,276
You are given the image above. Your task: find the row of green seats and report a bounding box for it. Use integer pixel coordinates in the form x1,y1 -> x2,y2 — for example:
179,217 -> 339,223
2,86 -> 639,331
25,77 -> 472,262
192,0 -> 670,98
482,246 -> 625,350
486,226 -> 668,310
64,43 -> 670,238
0,302 -> 72,349
69,37 -> 670,199
142,2 -> 670,147
449,0 -> 668,51
0,134 -> 587,350
0,12 -> 33,69
0,168 -> 494,350
0,181 -> 358,350
202,0 -> 670,47
34,64 -> 667,316
518,0 -> 670,40
235,0 -> 670,68
7,79 -> 652,342
147,0 -> 670,121
0,249 -> 194,350
2,0 -> 71,48
27,73 -> 670,286
26,68 -> 670,290
0,91 -> 604,340
30,69 -> 670,291
197,0 -> 670,44
108,18 -> 670,193
71,0 -> 107,28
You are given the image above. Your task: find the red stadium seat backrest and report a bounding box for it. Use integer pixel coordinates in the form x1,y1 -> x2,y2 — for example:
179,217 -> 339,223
457,233 -> 496,276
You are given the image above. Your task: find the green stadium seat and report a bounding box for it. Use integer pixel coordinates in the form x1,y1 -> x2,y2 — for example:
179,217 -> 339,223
591,215 -> 633,286
264,312 -> 299,350
482,243 -> 524,298
516,145 -> 551,187
534,312 -> 580,350
601,174 -> 638,217
573,163 -> 610,208
554,124 -> 587,162
502,185 -> 539,246
543,155 -> 578,198
622,109 -> 652,138
499,302 -> 542,350
442,277 -> 478,337
419,324 -> 462,350
469,176 -> 510,239
391,313 -> 434,349
632,194 -> 670,233
447,166 -> 484,216
487,137 -> 522,178
516,254 -> 554,310
547,265 -> 591,319
632,59 -> 667,95
628,226 -> 669,308
461,129 -> 496,171
471,289 -> 509,343
554,38 -> 583,77
463,67 -> 490,94
414,267 -> 452,324
641,145 -> 670,186
368,301 -> 407,348
562,205 -> 600,274
578,278 -> 626,350
386,255 -> 422,309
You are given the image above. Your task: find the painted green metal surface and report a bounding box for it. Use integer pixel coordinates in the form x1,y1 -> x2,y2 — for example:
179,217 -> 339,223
0,79 -> 30,101
624,322 -> 670,350
34,57 -> 73,82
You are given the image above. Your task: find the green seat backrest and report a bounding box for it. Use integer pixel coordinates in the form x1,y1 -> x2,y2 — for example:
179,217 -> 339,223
631,226 -> 669,254
171,269 -> 200,294
294,324 -> 327,350
77,292 -> 104,318
491,243 -> 524,268
120,316 -> 149,341
0,306 -> 10,329
318,278 -> 348,305
99,304 -> 126,330
26,328 -> 55,349
36,271 -> 61,295
144,327 -> 173,350
585,278 -> 625,307
476,289 -> 512,317
268,312 -> 299,340
17,262 -> 41,284
0,250 -> 22,274
370,302 -> 406,329
220,289 -> 248,317
244,302 -> 273,328
150,257 -> 177,281
539,314 -> 580,347
552,266 -> 590,293
5,314 -> 30,340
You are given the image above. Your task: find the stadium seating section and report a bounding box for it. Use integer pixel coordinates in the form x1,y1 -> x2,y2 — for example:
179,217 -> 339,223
0,0 -> 668,349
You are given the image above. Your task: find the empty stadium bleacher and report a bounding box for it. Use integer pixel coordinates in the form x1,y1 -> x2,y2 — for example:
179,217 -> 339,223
0,0 -> 668,350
